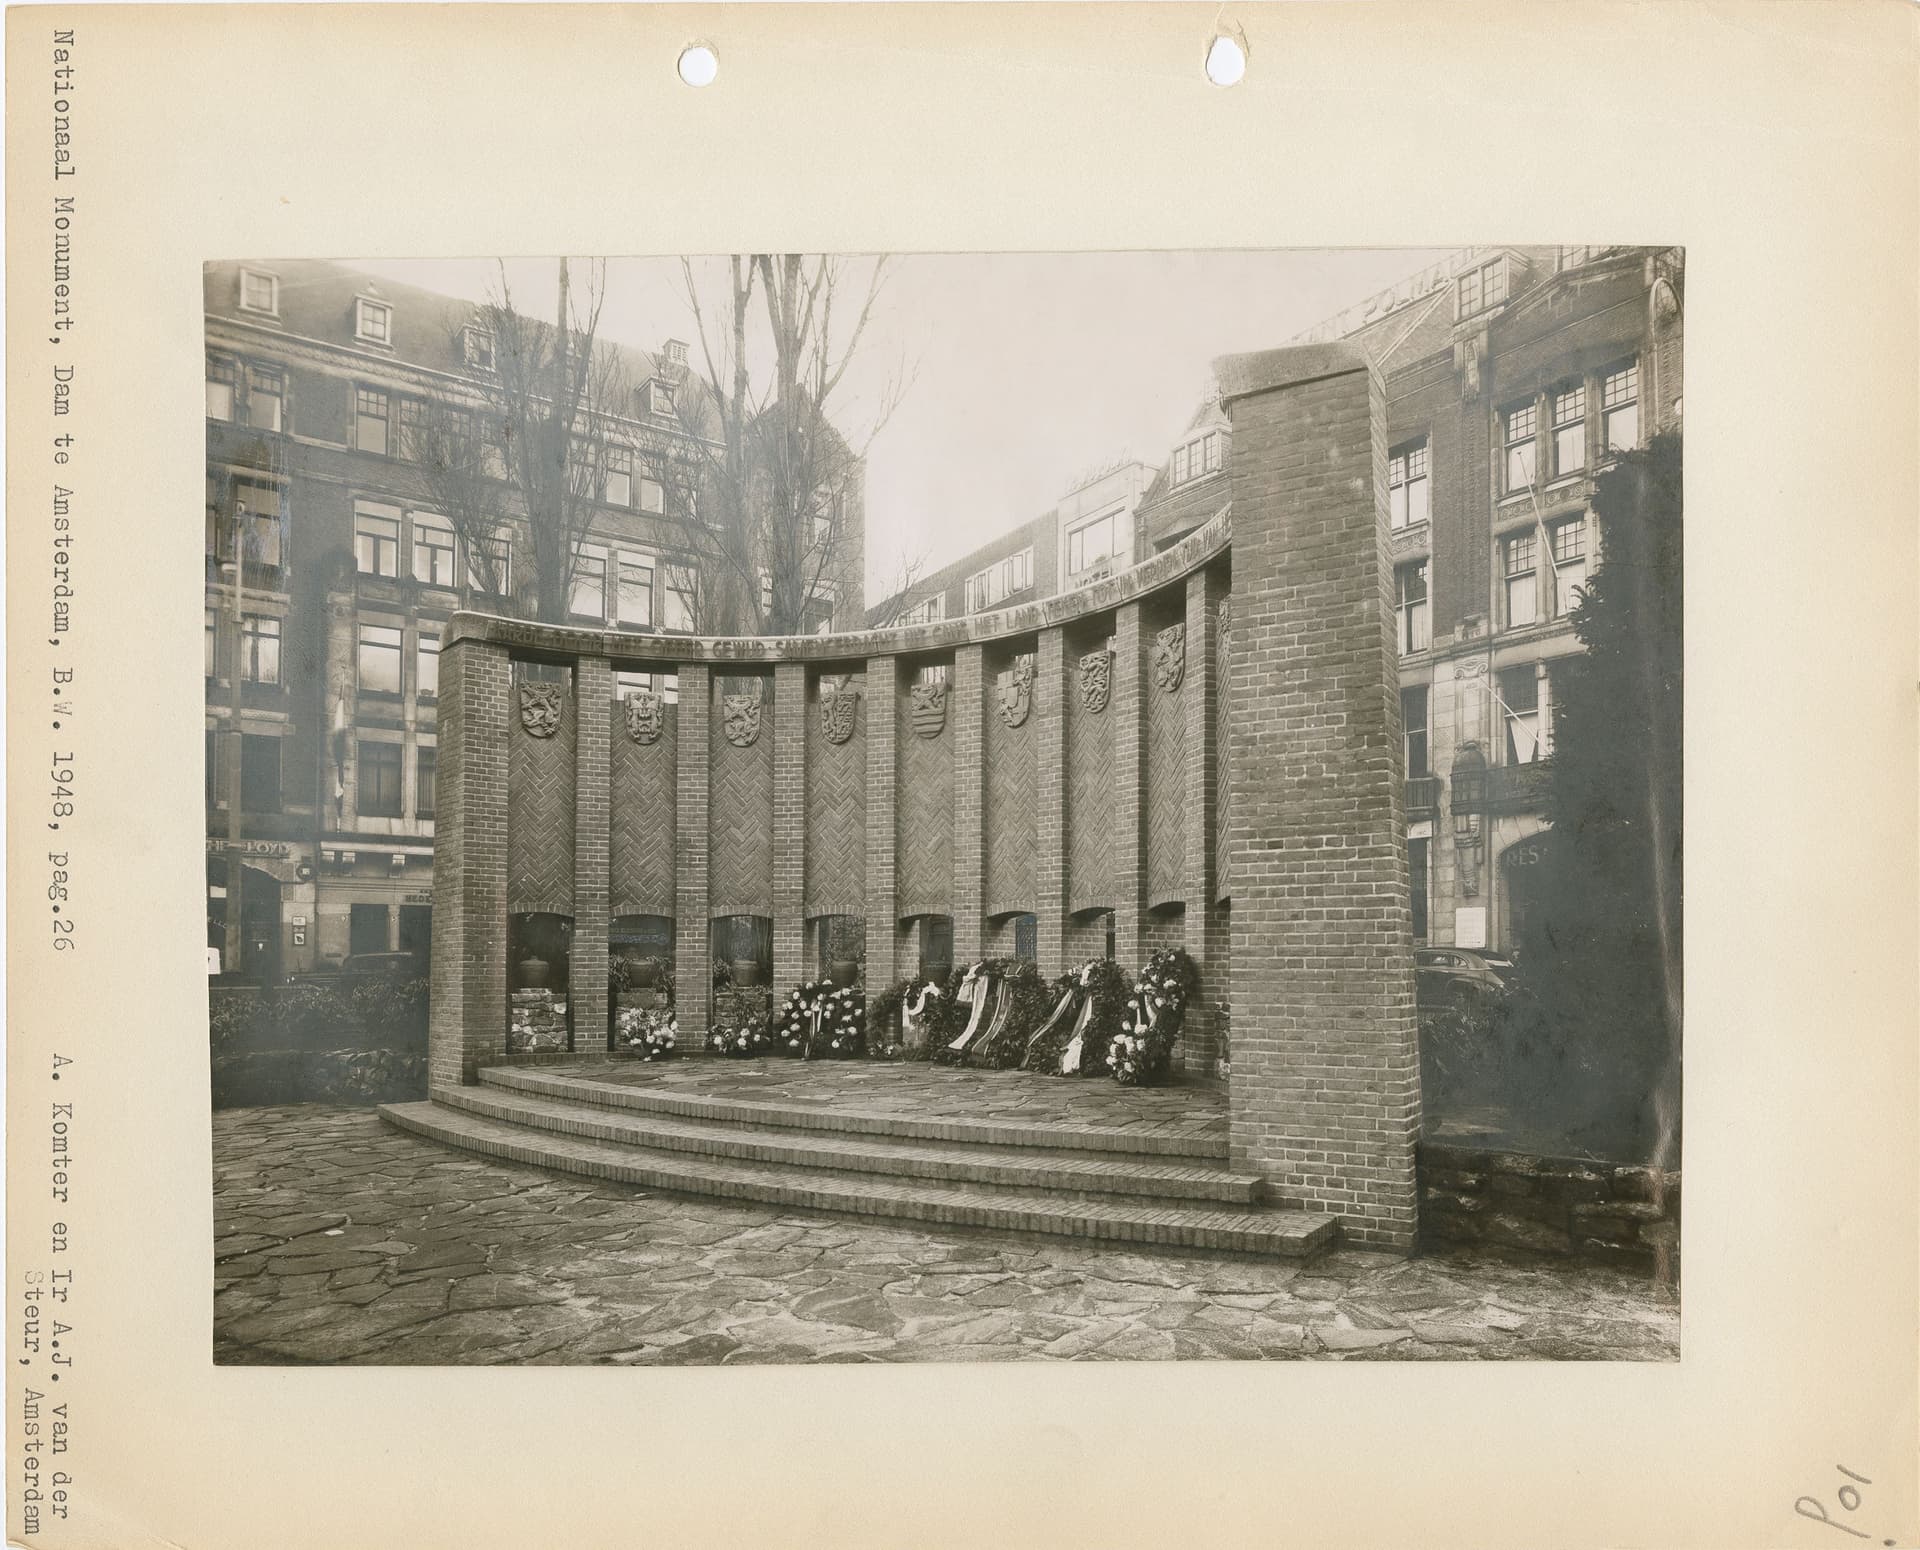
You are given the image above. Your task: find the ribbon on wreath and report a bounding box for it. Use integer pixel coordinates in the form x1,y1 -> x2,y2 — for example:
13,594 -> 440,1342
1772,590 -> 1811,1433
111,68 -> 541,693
1058,963 -> 1100,1074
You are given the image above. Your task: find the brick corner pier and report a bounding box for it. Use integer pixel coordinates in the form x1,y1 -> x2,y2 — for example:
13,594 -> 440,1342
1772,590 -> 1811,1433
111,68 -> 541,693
420,341 -> 1420,1252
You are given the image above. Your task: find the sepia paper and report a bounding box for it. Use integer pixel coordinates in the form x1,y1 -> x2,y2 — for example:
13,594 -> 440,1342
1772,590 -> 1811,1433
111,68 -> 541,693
5,4 -> 1916,1547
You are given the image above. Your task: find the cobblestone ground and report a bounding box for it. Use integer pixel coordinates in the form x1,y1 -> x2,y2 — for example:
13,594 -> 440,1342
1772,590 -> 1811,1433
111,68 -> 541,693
213,1106 -> 1679,1365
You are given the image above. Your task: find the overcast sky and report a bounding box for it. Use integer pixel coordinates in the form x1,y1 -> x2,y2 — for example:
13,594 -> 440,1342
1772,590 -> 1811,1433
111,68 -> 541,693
353,250 -> 1454,599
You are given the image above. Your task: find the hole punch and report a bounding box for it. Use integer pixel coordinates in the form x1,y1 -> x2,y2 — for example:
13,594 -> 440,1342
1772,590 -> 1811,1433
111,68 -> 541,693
1205,33 -> 1245,88
678,43 -> 718,88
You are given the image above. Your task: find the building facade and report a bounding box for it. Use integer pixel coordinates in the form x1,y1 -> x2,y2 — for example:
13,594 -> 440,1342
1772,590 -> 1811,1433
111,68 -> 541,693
878,245 -> 1685,954
204,259 -> 867,981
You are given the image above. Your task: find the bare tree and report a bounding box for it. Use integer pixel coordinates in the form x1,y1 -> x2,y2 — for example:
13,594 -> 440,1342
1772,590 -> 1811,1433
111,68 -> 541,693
411,258 -> 627,624
659,254 -> 910,636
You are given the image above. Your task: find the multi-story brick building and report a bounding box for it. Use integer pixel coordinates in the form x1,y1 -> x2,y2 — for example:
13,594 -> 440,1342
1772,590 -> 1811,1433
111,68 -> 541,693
204,258 -> 866,981
878,245 -> 1685,953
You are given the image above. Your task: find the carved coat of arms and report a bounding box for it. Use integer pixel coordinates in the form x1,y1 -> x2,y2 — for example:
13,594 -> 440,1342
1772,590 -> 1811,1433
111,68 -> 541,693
518,681 -> 564,739
624,690 -> 663,745
721,693 -> 762,749
909,681 -> 947,739
820,681 -> 859,746
1152,624 -> 1186,693
997,657 -> 1036,729
1077,649 -> 1112,714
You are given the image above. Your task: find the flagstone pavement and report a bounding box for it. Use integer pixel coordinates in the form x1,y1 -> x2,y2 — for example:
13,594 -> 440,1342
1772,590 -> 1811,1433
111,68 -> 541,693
213,1105 -> 1679,1366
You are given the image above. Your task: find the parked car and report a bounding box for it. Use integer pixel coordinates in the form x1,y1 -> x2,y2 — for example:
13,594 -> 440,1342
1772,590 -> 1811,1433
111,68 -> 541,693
339,951 -> 425,981
1414,947 -> 1513,1010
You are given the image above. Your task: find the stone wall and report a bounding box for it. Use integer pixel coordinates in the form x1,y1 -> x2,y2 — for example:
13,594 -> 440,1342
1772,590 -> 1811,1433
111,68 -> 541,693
1419,1143 -> 1681,1282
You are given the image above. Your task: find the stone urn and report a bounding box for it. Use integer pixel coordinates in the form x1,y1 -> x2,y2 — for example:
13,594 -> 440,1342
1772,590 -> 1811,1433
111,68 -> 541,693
627,957 -> 661,990
828,958 -> 860,989
519,956 -> 550,989
731,958 -> 766,988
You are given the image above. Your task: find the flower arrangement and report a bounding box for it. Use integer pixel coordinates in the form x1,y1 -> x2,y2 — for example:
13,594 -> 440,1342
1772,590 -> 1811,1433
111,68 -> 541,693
869,973 -> 962,1059
616,1006 -> 678,1060
1109,947 -> 1199,1085
1025,959 -> 1132,1077
706,1011 -> 771,1058
775,980 -> 866,1059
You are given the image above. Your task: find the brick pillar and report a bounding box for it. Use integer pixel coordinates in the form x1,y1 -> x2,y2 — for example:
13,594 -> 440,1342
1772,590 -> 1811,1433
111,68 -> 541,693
772,661 -> 808,993
1217,341 -> 1421,1251
1034,627 -> 1068,978
1111,603 -> 1146,967
1180,567 -> 1228,1078
951,644 -> 986,962
571,655 -> 612,1055
863,656 -> 899,988
428,635 -> 510,1090
674,663 -> 712,1040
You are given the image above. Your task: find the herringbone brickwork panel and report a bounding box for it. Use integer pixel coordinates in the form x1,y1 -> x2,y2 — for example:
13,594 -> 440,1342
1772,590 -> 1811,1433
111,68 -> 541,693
896,680 -> 953,918
984,655 -> 1036,917
507,681 -> 576,916
709,685 -> 774,916
610,702 -> 677,917
806,676 -> 866,916
1146,653 -> 1186,906
1066,643 -> 1114,913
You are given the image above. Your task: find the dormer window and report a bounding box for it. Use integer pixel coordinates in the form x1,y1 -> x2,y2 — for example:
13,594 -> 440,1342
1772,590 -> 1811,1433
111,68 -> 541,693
645,378 -> 677,416
355,296 -> 394,346
463,326 -> 495,372
1170,430 -> 1223,487
1456,256 -> 1509,320
238,268 -> 279,317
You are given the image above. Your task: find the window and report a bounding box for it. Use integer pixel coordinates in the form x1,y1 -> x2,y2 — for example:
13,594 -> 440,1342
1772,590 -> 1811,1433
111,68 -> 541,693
814,510 -> 834,550
206,355 -> 237,421
205,609 -> 218,677
604,446 -> 633,508
638,472 -> 665,514
394,396 -> 424,460
617,669 -> 678,706
1499,666 -> 1544,764
1012,914 -> 1038,964
238,268 -> 278,316
1551,385 -> 1587,477
616,552 -> 655,627
355,387 -> 390,456
241,734 -> 282,813
664,564 -> 698,633
416,748 -> 437,819
468,529 -> 511,594
1503,531 -> 1539,628
417,634 -> 439,698
899,594 -> 944,626
1549,517 -> 1588,616
570,543 -> 608,620
1402,685 -> 1429,778
355,297 -> 393,346
463,326 -> 495,371
354,502 -> 401,577
357,623 -> 403,694
647,378 -> 676,416
358,740 -> 403,817
245,364 -> 283,433
1171,431 -> 1223,486
1204,430 -> 1223,472
241,614 -> 281,684
919,915 -> 954,980
1456,256 -> 1508,319
411,513 -> 456,586
210,475 -> 285,569
1602,362 -> 1640,450
1408,838 -> 1429,940
1388,438 -> 1430,530
1067,512 -> 1117,575
1395,561 -> 1429,655
965,548 -> 1033,613
1503,401 -> 1538,492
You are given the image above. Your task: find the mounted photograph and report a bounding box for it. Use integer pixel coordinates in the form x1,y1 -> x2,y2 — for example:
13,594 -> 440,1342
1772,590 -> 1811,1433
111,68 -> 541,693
205,246 -> 1685,1365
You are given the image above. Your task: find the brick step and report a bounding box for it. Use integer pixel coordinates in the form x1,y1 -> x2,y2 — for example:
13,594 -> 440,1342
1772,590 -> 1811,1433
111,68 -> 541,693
436,1083 -> 1266,1205
477,1065 -> 1231,1160
379,1102 -> 1336,1259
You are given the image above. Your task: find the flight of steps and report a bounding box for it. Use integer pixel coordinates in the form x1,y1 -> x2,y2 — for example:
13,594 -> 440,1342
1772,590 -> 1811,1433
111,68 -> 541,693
379,1065 -> 1338,1259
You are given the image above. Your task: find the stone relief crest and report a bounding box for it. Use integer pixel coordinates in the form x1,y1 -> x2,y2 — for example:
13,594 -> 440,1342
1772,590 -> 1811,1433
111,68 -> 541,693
518,681 -> 565,739
909,680 -> 947,739
721,693 -> 762,749
1077,649 -> 1112,714
820,680 -> 859,745
1152,624 -> 1186,693
997,657 -> 1036,729
623,690 -> 664,745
